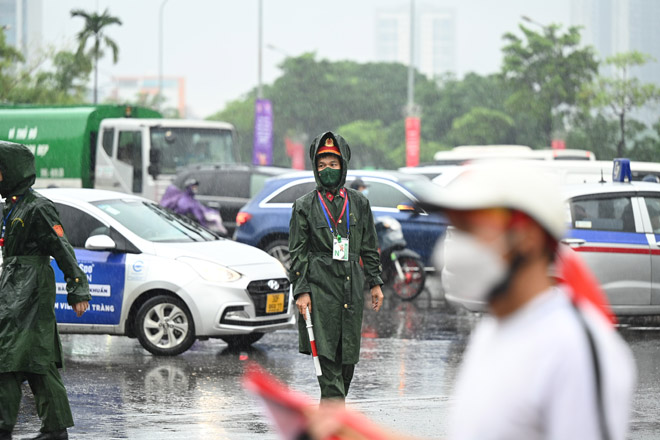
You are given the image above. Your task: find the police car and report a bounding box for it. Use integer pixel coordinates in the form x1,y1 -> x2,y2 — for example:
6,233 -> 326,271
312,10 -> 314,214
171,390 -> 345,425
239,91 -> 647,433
35,188 -> 295,356
445,159 -> 660,316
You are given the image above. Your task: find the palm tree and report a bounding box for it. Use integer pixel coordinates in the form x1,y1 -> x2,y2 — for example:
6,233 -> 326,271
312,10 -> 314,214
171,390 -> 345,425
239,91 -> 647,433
71,8 -> 122,104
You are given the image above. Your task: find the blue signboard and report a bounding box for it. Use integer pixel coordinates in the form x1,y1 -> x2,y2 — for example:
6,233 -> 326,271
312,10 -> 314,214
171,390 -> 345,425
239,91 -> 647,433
52,249 -> 126,325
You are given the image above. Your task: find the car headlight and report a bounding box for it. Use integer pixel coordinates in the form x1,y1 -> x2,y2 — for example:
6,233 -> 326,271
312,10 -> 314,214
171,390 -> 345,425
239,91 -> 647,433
177,257 -> 241,283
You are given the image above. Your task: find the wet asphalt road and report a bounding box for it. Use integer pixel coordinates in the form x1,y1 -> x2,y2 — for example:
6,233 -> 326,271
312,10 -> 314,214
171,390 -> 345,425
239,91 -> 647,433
13,276 -> 660,439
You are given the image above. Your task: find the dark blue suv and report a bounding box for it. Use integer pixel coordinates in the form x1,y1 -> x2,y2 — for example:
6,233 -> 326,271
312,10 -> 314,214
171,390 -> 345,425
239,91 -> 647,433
234,171 -> 447,269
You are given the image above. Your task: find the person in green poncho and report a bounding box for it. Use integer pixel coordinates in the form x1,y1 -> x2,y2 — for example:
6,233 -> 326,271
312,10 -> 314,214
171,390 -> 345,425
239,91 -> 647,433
0,141 -> 91,440
289,132 -> 384,401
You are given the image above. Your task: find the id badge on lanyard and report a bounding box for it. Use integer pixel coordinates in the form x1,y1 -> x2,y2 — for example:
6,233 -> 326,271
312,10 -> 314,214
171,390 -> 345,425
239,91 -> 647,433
317,190 -> 350,261
333,235 -> 349,261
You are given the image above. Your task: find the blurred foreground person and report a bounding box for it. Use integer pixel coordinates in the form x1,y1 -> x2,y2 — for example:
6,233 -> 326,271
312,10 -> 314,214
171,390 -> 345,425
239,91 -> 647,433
304,163 -> 636,440
289,132 -> 383,402
0,142 -> 91,440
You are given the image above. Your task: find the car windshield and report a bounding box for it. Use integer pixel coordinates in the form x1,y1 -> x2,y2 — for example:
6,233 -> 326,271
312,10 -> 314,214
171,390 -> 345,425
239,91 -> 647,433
93,199 -> 218,243
151,127 -> 235,174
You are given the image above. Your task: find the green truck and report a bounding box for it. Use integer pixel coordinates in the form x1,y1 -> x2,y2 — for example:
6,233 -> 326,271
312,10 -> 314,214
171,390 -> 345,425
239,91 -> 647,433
0,105 -> 238,201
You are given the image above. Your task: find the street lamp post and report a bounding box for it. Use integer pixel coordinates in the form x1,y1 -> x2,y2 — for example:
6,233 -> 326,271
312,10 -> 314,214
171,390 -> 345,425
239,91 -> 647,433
407,0 -> 415,116
158,0 -> 170,108
257,0 -> 263,99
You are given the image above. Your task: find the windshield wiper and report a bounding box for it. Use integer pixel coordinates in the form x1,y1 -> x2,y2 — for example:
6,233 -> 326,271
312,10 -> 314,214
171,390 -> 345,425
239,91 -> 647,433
144,203 -> 208,242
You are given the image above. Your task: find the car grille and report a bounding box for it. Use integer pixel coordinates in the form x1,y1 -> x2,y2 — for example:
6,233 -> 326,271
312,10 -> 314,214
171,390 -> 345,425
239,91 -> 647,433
247,278 -> 291,316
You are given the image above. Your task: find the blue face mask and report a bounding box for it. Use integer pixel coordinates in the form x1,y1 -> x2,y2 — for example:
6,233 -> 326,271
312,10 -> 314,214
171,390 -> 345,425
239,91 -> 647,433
361,189 -> 369,197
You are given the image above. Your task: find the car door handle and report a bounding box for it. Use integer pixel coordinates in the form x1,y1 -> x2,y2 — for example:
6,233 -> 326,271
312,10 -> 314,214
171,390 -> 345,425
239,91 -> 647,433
561,238 -> 586,246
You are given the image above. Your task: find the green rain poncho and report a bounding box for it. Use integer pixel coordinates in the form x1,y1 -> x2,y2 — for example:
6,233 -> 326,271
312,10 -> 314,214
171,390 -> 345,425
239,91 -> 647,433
0,141 -> 90,374
288,132 -> 382,364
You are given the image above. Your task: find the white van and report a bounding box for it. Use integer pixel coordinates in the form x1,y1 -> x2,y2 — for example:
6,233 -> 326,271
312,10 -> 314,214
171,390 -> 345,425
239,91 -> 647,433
431,159 -> 660,187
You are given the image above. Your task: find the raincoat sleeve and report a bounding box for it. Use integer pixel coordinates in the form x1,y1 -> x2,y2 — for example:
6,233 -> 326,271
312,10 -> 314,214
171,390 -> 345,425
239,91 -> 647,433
360,200 -> 383,288
34,201 -> 91,306
288,199 -> 311,298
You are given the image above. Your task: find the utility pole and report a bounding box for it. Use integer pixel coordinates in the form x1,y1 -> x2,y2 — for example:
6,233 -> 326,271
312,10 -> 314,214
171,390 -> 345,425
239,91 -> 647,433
257,0 -> 263,99
158,0 -> 170,108
404,0 -> 421,167
407,0 -> 415,115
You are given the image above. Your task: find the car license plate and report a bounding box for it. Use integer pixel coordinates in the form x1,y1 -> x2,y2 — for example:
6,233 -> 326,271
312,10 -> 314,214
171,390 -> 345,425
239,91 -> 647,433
266,293 -> 285,314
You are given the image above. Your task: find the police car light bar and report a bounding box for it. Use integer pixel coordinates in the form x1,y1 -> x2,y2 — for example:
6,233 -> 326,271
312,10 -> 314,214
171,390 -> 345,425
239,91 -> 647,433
613,158 -> 632,183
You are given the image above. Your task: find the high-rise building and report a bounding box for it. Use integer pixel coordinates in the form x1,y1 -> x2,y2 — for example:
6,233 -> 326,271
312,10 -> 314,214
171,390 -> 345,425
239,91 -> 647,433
0,0 -> 42,64
375,6 -> 456,79
571,0 -> 660,85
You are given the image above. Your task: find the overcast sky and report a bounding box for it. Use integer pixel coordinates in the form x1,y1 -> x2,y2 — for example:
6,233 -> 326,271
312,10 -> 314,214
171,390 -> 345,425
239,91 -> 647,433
42,0 -> 570,118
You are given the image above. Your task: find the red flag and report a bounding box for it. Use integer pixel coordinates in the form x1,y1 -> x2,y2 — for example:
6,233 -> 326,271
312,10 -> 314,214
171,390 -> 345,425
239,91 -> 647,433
243,364 -> 387,440
555,245 -> 616,326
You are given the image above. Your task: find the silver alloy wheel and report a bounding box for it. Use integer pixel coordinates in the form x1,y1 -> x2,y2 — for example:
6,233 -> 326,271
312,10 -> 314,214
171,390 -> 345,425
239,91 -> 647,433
266,241 -> 291,269
142,302 -> 190,349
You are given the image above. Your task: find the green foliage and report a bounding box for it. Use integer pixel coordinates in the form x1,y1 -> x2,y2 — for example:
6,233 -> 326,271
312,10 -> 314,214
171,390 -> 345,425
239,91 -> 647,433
418,73 -> 510,144
502,24 -> 599,145
209,53 -> 439,168
208,95 -> 256,164
1,26 -> 90,104
448,107 -> 515,145
71,8 -> 122,104
580,51 -> 660,156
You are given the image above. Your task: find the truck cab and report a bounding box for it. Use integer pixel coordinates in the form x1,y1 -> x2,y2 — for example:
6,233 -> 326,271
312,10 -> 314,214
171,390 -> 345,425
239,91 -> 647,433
94,118 -> 238,202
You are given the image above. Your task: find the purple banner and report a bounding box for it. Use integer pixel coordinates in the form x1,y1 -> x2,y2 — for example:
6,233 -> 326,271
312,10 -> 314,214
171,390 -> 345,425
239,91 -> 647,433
253,98 -> 273,165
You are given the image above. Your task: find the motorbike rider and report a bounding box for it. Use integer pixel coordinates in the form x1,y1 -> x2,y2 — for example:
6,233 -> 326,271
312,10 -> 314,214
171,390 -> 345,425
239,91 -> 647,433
350,178 -> 368,196
160,177 -> 227,236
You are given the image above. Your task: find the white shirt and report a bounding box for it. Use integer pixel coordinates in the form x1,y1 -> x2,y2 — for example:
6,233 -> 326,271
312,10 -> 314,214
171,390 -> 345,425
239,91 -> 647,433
448,287 -> 636,440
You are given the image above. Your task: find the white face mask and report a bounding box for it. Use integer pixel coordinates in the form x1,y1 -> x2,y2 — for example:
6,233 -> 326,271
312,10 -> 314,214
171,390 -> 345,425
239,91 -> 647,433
436,229 -> 508,305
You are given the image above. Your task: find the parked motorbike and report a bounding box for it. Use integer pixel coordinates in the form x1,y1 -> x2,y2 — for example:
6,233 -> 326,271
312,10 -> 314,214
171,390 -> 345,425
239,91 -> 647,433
374,216 -> 426,300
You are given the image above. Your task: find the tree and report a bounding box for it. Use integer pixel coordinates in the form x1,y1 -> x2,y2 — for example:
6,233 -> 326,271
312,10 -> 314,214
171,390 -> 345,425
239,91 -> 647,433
0,26 -> 26,101
448,107 -> 515,146
417,73 -> 511,147
334,120 -> 391,169
209,53 -> 438,168
501,23 -> 598,146
580,51 -> 660,157
71,8 -> 122,104
50,50 -> 92,98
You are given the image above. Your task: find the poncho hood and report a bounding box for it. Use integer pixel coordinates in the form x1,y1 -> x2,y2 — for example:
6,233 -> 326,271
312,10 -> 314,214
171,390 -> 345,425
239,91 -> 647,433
0,141 -> 36,198
309,132 -> 351,192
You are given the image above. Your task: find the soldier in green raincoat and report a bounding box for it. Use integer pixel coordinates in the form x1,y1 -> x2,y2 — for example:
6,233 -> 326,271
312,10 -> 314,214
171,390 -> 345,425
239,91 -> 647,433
0,141 -> 91,440
289,132 -> 383,401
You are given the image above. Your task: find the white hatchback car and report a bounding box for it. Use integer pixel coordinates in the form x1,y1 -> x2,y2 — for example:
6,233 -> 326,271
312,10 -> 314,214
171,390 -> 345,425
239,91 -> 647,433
36,188 -> 295,355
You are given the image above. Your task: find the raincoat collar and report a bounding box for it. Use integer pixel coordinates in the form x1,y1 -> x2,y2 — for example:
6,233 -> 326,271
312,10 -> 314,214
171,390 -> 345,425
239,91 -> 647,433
0,141 -> 36,199
309,131 -> 351,193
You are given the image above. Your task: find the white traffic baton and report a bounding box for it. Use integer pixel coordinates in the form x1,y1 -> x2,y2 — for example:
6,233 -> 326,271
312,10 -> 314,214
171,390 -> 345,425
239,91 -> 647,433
304,306 -> 323,376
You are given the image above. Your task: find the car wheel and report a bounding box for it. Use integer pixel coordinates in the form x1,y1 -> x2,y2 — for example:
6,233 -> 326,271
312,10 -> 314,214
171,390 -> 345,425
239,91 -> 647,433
136,295 -> 196,356
220,333 -> 264,348
264,239 -> 291,269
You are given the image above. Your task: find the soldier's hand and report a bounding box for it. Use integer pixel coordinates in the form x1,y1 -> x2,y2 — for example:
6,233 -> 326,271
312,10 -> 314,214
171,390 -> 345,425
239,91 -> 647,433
371,286 -> 384,311
296,293 -> 311,320
73,300 -> 89,317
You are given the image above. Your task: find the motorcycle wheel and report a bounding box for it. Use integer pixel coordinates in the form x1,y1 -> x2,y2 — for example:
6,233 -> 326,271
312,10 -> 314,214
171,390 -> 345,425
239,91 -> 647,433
389,256 -> 426,301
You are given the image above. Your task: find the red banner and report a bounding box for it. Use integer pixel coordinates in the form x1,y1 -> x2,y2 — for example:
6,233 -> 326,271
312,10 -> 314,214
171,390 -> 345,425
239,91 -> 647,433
551,139 -> 566,150
285,137 -> 305,170
405,117 -> 421,167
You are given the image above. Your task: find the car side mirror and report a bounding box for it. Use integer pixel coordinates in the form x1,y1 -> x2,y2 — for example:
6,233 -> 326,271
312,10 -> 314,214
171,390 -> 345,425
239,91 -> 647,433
397,202 -> 423,215
85,234 -> 117,251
